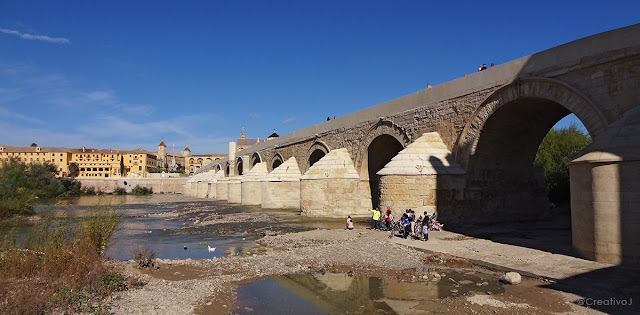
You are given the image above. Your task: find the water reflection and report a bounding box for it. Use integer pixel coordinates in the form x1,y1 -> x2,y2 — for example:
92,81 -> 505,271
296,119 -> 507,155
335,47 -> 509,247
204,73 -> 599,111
235,271 -> 504,314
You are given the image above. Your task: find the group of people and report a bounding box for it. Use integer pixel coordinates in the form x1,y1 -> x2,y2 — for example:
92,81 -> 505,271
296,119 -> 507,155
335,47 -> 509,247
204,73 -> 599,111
477,63 -> 495,72
346,206 -> 442,242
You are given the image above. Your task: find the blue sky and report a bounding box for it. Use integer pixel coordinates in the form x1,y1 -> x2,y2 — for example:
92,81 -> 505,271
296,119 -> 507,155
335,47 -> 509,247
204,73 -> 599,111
1,1 -> 638,154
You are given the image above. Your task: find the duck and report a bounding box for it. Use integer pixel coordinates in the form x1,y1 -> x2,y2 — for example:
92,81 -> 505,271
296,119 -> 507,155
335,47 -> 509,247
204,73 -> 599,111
208,245 -> 216,252
183,246 -> 187,251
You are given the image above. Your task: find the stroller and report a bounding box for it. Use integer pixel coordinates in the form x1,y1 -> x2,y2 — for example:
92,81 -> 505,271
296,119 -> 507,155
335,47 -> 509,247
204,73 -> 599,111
427,213 -> 444,231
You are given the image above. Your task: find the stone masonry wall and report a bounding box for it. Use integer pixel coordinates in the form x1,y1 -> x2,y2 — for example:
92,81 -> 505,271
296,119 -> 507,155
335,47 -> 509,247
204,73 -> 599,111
261,181 -> 300,209
241,181 -> 262,205
227,178 -> 242,203
78,178 -> 187,194
300,179 -> 366,217
216,178 -> 228,201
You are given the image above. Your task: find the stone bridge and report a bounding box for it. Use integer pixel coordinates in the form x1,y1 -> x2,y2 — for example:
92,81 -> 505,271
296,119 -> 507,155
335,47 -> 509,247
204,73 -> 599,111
186,24 -> 640,264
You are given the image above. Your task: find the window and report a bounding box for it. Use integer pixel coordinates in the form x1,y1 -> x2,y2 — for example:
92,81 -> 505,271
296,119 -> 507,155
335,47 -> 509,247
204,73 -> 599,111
139,166 -> 142,171
60,159 -> 62,162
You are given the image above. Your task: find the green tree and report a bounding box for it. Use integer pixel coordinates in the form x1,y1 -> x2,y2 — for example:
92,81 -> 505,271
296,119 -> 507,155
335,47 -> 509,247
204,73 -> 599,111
120,156 -> 126,177
0,158 -> 64,217
30,143 -> 37,147
68,162 -> 80,177
535,123 -> 591,202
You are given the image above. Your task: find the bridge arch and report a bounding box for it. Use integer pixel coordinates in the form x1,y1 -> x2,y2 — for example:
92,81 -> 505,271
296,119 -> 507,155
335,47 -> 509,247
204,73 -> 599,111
250,152 -> 262,167
455,77 -> 608,169
224,162 -> 230,177
269,153 -> 284,172
355,120 -> 409,210
236,157 -> 244,175
452,77 -> 608,224
305,141 -> 330,172
355,119 -> 410,179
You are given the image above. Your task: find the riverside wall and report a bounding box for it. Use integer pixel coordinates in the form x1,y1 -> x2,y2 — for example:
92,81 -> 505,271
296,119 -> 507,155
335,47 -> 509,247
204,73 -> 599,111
77,178 -> 187,194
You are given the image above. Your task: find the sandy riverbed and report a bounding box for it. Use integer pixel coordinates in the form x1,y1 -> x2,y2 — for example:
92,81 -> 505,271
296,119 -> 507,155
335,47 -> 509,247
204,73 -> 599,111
104,203 -> 602,315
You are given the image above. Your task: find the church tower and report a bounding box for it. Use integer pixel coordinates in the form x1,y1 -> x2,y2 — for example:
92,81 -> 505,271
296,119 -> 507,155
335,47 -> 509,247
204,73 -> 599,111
183,146 -> 191,157
158,139 -> 167,169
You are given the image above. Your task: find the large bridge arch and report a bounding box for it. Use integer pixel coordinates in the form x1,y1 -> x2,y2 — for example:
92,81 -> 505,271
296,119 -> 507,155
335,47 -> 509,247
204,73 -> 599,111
450,77 -> 609,225
455,77 -> 608,169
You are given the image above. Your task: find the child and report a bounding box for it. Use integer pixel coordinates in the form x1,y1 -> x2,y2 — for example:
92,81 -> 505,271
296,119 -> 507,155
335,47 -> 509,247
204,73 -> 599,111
401,214 -> 410,239
346,215 -> 354,230
422,222 -> 429,241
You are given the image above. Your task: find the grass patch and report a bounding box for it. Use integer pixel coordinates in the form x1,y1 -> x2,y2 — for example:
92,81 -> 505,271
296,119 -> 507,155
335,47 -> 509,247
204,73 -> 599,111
0,205 -> 126,313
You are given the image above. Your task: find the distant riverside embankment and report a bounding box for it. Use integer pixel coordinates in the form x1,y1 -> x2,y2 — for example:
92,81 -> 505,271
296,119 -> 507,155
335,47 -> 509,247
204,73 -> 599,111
77,177 -> 187,194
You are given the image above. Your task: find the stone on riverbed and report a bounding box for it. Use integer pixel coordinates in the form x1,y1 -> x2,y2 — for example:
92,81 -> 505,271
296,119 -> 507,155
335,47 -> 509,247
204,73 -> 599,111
503,272 -> 522,285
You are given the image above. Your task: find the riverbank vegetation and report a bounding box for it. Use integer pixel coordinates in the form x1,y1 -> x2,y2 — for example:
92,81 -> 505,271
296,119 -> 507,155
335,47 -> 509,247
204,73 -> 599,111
0,205 -> 125,314
112,185 -> 153,195
535,123 -> 591,202
0,158 -> 79,218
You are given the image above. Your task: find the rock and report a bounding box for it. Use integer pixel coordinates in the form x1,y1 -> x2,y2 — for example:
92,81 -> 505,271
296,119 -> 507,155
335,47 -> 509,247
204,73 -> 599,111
503,272 -> 522,285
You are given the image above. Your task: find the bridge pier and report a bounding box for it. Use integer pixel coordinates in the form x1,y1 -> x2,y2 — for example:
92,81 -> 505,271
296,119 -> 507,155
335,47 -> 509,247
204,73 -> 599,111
300,148 -> 369,217
241,162 -> 268,205
377,133 -> 466,218
227,176 -> 243,203
216,176 -> 229,201
261,157 -> 301,209
570,108 -> 640,264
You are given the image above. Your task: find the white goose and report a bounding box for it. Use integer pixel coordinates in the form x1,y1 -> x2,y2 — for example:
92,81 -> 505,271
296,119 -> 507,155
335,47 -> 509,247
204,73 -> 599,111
208,245 -> 216,252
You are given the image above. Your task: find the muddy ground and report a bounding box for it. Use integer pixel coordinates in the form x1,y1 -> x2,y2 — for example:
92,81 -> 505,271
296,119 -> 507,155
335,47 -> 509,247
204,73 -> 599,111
106,202 -> 616,314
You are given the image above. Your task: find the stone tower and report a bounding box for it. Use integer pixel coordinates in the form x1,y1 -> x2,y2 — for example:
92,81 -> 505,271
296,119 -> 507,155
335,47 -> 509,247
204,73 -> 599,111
183,146 -> 191,157
158,139 -> 167,169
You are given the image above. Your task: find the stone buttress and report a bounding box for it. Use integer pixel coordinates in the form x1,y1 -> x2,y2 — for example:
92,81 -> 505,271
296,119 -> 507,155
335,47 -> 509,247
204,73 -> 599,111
215,171 -> 229,201
261,157 -> 301,209
377,133 -> 466,220
227,176 -> 243,203
184,172 -> 204,196
241,162 -> 268,205
300,148 -> 366,217
206,171 -> 218,199
569,107 -> 640,264
195,170 -> 215,198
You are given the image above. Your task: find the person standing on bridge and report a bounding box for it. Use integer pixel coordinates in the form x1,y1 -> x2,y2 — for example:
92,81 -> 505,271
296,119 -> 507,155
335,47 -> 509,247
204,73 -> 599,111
369,208 -> 381,230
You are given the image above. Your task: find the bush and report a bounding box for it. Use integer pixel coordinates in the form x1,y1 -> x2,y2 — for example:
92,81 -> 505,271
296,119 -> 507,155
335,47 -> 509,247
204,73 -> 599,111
130,185 -> 153,195
535,123 -> 591,202
134,247 -> 156,268
0,205 -> 124,313
82,186 -> 97,196
113,187 -> 127,195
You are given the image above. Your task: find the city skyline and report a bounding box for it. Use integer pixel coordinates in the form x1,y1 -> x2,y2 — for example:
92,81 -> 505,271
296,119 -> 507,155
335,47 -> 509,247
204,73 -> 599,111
1,1 -> 638,154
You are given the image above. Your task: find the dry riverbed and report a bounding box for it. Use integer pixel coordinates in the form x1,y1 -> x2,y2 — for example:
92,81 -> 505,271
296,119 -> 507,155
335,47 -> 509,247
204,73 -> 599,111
106,205 -> 595,314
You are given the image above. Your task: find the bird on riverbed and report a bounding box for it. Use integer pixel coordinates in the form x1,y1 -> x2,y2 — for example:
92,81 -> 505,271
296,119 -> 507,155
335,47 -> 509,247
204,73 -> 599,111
208,245 -> 216,252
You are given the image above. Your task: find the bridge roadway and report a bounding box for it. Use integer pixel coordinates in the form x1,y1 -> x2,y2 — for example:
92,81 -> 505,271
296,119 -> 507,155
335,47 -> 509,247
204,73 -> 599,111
187,24 -> 640,264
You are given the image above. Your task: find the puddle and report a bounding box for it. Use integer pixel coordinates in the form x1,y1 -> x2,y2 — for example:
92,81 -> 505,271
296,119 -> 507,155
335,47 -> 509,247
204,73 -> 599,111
232,270 -> 505,314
